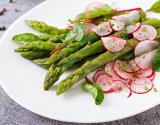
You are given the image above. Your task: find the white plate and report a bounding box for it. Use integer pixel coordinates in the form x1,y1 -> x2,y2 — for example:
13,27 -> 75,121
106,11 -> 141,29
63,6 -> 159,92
0,0 -> 160,123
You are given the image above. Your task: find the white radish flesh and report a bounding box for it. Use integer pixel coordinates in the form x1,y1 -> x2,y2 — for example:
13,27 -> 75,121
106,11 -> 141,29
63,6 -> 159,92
126,23 -> 141,34
93,70 -> 106,82
134,40 -> 159,56
110,19 -> 125,31
133,25 -> 157,41
113,10 -> 140,25
92,22 -> 112,36
85,23 -> 97,34
135,49 -> 157,69
101,36 -> 126,52
95,73 -> 114,93
114,61 -> 133,80
137,67 -> 154,78
119,60 -> 141,73
131,78 -> 153,94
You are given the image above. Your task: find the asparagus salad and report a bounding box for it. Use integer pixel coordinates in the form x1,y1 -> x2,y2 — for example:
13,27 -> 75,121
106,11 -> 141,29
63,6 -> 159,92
12,1 -> 160,105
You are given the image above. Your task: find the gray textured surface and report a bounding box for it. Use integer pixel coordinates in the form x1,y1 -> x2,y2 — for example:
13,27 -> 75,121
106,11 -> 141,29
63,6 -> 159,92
0,0 -> 160,125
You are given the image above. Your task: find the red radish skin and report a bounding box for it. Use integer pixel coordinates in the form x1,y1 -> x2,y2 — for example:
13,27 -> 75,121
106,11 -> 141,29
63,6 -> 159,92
148,72 -> 155,81
109,19 -> 125,31
133,25 -> 157,41
92,22 -> 113,36
135,49 -> 157,69
130,78 -> 154,94
85,2 -> 104,12
134,40 -> 159,56
95,73 -> 114,93
119,60 -> 141,73
113,10 -> 140,25
117,8 -> 142,12
50,45 -> 65,55
101,36 -> 126,52
137,67 -> 154,78
114,61 -> 133,80
126,23 -> 141,34
93,70 -> 106,82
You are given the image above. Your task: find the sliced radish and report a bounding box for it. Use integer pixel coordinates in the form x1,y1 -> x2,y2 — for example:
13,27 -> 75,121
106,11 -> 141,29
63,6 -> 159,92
119,60 -> 141,73
133,25 -> 157,41
92,22 -> 112,36
148,71 -> 155,81
84,23 -> 96,34
105,62 -> 115,76
113,10 -> 140,25
126,22 -> 141,34
111,80 -> 131,97
110,19 -> 125,31
135,49 -> 157,69
114,61 -> 133,80
95,73 -> 114,93
131,78 -> 154,94
66,24 -> 74,30
137,67 -> 154,78
85,2 -> 104,12
93,70 -> 106,82
101,36 -> 126,52
134,40 -> 159,56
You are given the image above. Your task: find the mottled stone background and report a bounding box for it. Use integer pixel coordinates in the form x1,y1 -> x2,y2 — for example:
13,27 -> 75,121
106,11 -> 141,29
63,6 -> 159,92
0,0 -> 160,125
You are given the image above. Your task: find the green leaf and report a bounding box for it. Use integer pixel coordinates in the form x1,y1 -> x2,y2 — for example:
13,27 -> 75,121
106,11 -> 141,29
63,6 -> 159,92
148,0 -> 160,13
82,77 -> 104,105
152,46 -> 160,71
63,22 -> 87,43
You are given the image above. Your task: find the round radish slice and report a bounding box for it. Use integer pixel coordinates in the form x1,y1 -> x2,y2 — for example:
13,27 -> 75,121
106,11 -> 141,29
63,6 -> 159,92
126,23 -> 141,34
148,71 -> 155,81
133,25 -> 157,41
110,19 -> 125,31
131,78 -> 154,94
135,49 -> 157,69
84,23 -> 96,34
95,73 -> 114,93
92,22 -> 112,36
101,36 -> 126,52
119,60 -> 141,73
111,80 -> 131,97
114,61 -> 133,80
93,70 -> 106,82
113,10 -> 140,25
85,2 -> 104,12
137,67 -> 154,78
105,62 -> 115,76
134,40 -> 159,56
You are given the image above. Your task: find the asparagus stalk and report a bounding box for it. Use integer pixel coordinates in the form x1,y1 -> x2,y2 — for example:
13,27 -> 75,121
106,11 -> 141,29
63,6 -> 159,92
39,32 -> 99,68
15,41 -> 63,52
56,39 -> 138,95
33,58 -> 49,69
75,4 -> 115,21
25,20 -> 68,35
12,33 -> 65,43
44,40 -> 105,90
21,51 -> 50,60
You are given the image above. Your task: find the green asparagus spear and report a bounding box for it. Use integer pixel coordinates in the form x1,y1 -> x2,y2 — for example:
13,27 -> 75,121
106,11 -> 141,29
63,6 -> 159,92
25,20 -> 68,35
75,4 -> 115,21
40,32 -> 99,68
12,33 -> 65,43
15,41 -> 63,52
21,51 -> 50,60
44,40 -> 105,90
33,58 -> 49,69
118,50 -> 135,61
12,33 -> 41,42
82,77 -> 104,105
56,39 -> 139,95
